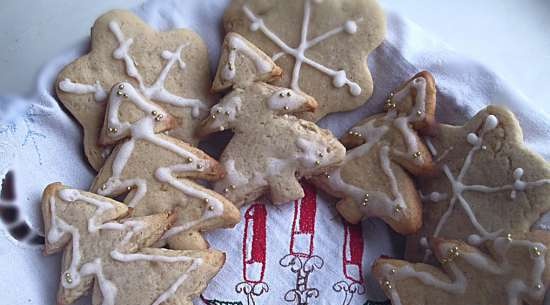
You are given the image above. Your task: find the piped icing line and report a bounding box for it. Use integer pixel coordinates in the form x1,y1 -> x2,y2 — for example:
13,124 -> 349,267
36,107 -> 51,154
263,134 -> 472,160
47,188 -> 205,305
155,166 -> 225,240
98,83 -> 223,240
108,21 -> 206,118
381,238 -> 547,305
208,96 -> 242,132
242,0 -> 363,96
222,34 -> 274,80
324,77 -> 428,221
59,78 -> 107,102
383,114 -> 549,305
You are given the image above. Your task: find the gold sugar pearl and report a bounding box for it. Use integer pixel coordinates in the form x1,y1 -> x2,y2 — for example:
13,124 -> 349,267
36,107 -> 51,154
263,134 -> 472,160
389,92 -> 395,97
324,172 -> 331,178
197,164 -> 203,170
65,272 -> 73,284
383,280 -> 392,289
531,246 -> 543,257
123,93 -> 128,98
506,233 -> 512,242
117,90 -> 123,96
413,151 -> 421,159
390,268 -> 396,274
286,92 -> 291,97
186,157 -> 193,163
283,106 -> 289,110
126,186 -> 132,191
535,283 -> 542,290
219,126 -> 225,131
481,145 -> 488,150
416,110 -> 422,116
318,152 -> 324,158
118,84 -> 125,90
204,198 -> 210,203
216,109 -> 222,113
225,111 -> 230,116
279,92 -> 285,97
208,205 -> 215,211
314,160 -> 321,166
211,115 -> 216,119
230,184 -> 236,190
228,64 -> 234,71
393,205 -> 402,213
101,184 -> 107,190
151,110 -> 158,116
223,188 -> 229,193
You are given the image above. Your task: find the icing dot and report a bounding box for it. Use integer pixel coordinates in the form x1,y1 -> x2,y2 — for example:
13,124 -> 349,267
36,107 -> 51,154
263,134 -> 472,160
332,70 -> 347,88
250,21 -> 261,31
483,115 -> 498,131
513,168 -> 524,180
349,83 -> 361,96
467,234 -> 482,246
344,21 -> 357,34
161,50 -> 172,60
420,237 -> 429,248
58,189 -> 80,202
466,133 -> 479,146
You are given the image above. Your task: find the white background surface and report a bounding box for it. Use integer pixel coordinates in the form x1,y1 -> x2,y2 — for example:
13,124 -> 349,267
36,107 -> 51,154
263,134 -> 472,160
1,0 -> 550,111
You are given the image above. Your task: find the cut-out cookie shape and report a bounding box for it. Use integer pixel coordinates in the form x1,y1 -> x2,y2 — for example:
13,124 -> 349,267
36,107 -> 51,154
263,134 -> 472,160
199,34 -> 346,206
91,83 -> 240,250
407,106 -> 550,262
310,72 -> 436,235
223,0 -> 386,121
42,183 -> 225,305
373,232 -> 550,305
56,10 -> 211,170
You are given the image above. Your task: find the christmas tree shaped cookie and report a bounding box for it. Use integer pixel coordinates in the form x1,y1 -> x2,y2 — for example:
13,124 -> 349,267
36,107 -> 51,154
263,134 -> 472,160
223,0 -> 386,121
373,232 -> 550,305
199,33 -> 346,207
407,106 -> 550,261
90,82 -> 240,250
311,72 -> 437,235
56,10 -> 211,170
42,183 -> 225,305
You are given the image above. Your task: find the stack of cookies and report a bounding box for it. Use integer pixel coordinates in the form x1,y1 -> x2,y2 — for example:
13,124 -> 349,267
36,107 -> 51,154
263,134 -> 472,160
42,1 -> 550,305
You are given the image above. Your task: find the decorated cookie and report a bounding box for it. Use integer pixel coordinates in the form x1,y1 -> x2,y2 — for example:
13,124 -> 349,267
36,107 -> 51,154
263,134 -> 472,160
56,10 -> 211,170
223,0 -> 386,121
90,82 -> 240,250
407,106 -> 550,262
199,33 -> 346,206
373,232 -> 550,305
42,183 -> 225,305
310,72 -> 436,235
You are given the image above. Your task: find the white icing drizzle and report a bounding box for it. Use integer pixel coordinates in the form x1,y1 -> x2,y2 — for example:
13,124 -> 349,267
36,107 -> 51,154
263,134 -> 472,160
59,78 -> 107,102
267,89 -> 308,111
382,238 -> 547,305
242,0 -> 363,96
108,21 -> 206,118
98,82 -> 223,237
47,188 -> 203,305
58,20 -> 206,118
222,34 -> 274,80
381,113 -> 550,305
324,77 -> 428,221
208,96 -> 242,131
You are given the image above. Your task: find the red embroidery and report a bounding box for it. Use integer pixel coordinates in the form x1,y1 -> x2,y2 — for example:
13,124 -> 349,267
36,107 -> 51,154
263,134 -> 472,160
242,204 -> 267,283
236,203 -> 270,305
343,222 -> 364,284
289,182 -> 317,258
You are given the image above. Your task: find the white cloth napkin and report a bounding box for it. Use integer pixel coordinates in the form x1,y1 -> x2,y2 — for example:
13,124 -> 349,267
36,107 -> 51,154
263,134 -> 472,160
1,1 -> 549,305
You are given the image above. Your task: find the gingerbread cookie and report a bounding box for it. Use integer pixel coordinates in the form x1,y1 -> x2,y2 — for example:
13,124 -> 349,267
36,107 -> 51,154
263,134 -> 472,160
407,106 -> 550,262
311,72 -> 436,235
42,183 -> 225,305
199,33 -> 346,206
223,0 -> 386,121
90,82 -> 240,250
373,232 -> 550,305
56,10 -> 211,170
